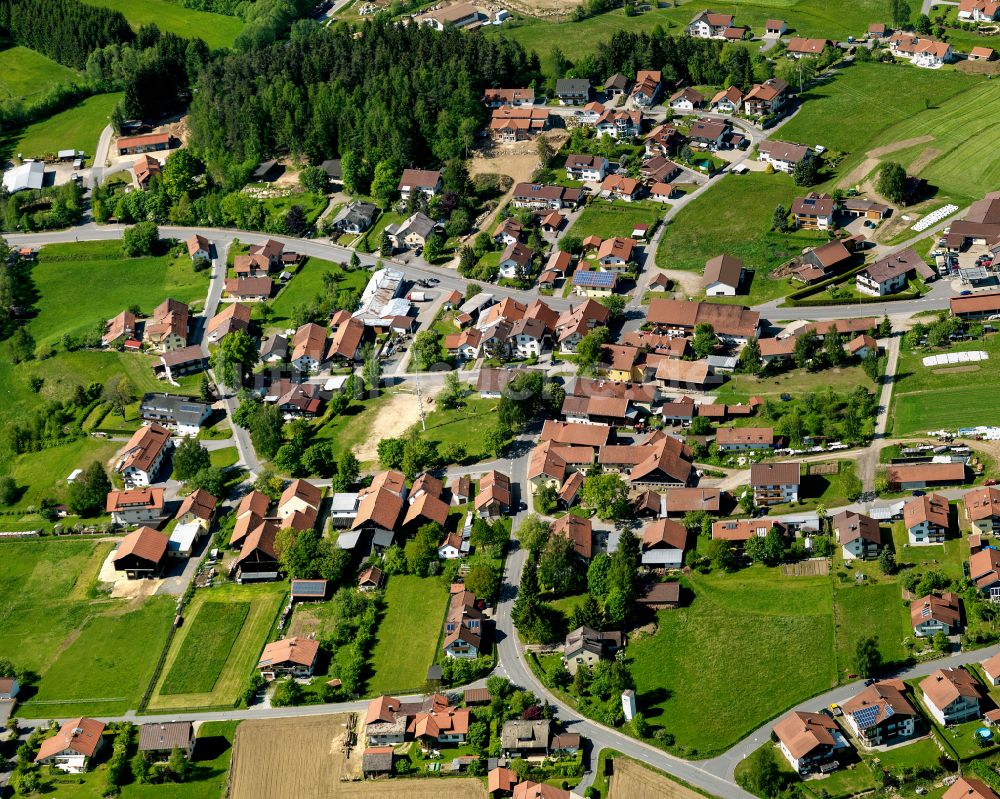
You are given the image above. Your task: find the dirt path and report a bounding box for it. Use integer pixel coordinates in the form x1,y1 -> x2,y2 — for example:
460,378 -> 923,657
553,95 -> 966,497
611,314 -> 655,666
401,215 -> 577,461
355,384 -> 444,463
837,135 -> 936,189
657,268 -> 703,298
908,147 -> 941,174
867,135 -> 934,158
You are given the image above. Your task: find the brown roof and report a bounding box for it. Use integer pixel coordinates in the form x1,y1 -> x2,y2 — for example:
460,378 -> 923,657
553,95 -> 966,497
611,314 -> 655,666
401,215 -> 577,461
663,488 -> 721,513
966,486 -> 1000,521
292,323 -> 327,363
655,359 -> 710,385
716,427 -> 774,446
398,168 -> 441,190
647,298 -> 759,338
279,479 -> 322,512
642,518 -> 687,550
552,514 -> 593,559
639,581 -> 680,605
890,462 -> 967,487
236,521 -> 278,564
353,484 -> 404,531
952,291 -> 1000,316
833,510 -> 882,546
404,492 -> 451,527
944,779 -> 1000,799
117,132 -> 170,149
911,592 -> 960,629
903,493 -> 950,529
106,487 -> 165,513
540,420 -> 612,448
489,767 -> 518,794
225,276 -> 273,298
35,718 -> 106,762
971,547 -> 1000,587
113,526 -> 168,565
984,652 -> 1000,681
187,234 -> 210,257
119,423 -> 171,475
176,488 -> 217,522
749,462 -> 800,487
841,681 -> 916,728
712,518 -> 778,542
704,254 -> 743,288
207,302 -> 252,340
237,489 -> 270,518
863,246 -> 924,284
138,721 -> 193,752
759,139 -> 810,163
772,711 -> 840,761
258,636 -> 320,668
103,309 -> 136,345
475,470 -> 512,511
920,667 -> 983,712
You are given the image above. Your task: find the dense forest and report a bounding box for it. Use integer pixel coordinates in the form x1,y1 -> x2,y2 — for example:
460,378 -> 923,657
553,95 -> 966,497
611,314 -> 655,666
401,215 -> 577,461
0,0 -> 133,69
188,20 -> 539,180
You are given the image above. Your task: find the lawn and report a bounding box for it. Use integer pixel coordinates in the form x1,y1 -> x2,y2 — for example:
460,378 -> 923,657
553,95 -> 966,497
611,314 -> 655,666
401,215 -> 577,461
28,240 -> 209,346
267,256 -> 368,325
889,337 -> 1000,435
19,596 -> 175,718
0,46 -> 78,102
491,0 -> 906,73
84,0 -> 246,48
7,437 -> 121,510
415,397 -> 499,464
832,582 -> 910,675
210,446 -> 240,468
568,200 -> 663,241
761,461 -> 857,514
312,388 -> 393,459
873,735 -> 945,769
148,582 -> 286,710
627,568 -> 837,756
368,575 -> 448,695
713,365 -> 872,402
778,62 -> 978,157
260,191 -> 328,231
654,172 -> 827,304
160,601 -> 251,695
0,92 -> 122,162
890,522 -> 966,580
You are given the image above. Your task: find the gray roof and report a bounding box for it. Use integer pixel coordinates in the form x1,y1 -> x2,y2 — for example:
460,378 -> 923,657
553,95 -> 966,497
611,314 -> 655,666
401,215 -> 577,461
139,393 -> 210,426
501,719 -> 551,750
138,721 -> 193,752
394,211 -> 436,241
321,159 -> 342,178
556,78 -> 591,95
260,333 -> 288,359
334,201 -> 378,230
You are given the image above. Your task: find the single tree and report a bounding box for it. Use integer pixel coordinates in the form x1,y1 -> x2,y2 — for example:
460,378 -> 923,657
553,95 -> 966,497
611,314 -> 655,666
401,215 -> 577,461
854,635 -> 882,678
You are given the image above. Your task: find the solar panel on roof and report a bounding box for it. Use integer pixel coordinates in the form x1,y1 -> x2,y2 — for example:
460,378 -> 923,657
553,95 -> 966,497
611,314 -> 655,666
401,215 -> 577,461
573,271 -> 616,288
291,580 -> 327,596
851,703 -> 881,729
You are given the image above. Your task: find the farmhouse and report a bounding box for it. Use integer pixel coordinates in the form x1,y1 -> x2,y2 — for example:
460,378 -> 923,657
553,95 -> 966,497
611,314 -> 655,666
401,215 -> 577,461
887,462 -> 966,490
647,298 -> 760,341
640,518 -> 688,567
904,493 -> 950,545
716,427 -> 775,451
773,711 -> 849,774
103,310 -> 137,348
841,681 -> 918,747
257,637 -> 320,680
34,718 -> 106,773
920,668 -> 983,725
750,462 -> 800,507
232,522 -> 280,582
911,592 -> 961,637
106,487 -> 165,526
686,9 -> 736,39
834,510 -> 883,560
145,298 -> 189,353
112,527 -> 168,579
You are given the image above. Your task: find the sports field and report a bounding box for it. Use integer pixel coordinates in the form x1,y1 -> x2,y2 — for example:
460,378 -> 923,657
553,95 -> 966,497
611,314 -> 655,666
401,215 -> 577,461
0,46 -> 78,102
19,596 -> 175,717
28,240 -> 208,347
368,575 -> 448,695
628,568 -> 838,756
0,92 -> 121,162
84,0 -> 246,49
160,601 -> 251,695
148,582 -> 286,710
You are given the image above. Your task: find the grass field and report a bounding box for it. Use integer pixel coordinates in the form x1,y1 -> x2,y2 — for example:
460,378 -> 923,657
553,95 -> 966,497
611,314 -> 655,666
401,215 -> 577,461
160,601 -> 251,695
890,337 -> 1000,435
492,0 -> 906,73
628,568 -> 837,756
608,758 -> 707,799
655,172 -> 826,304
714,365 -> 872,402
267,256 -> 368,326
84,0 -> 246,48
832,582 -> 910,674
7,437 -> 121,510
19,596 -> 175,717
368,575 -> 448,695
0,92 -> 121,162
568,200 -> 663,241
210,446 -> 240,468
149,582 -> 286,710
28,240 -> 208,347
415,397 -> 499,464
0,46 -> 78,102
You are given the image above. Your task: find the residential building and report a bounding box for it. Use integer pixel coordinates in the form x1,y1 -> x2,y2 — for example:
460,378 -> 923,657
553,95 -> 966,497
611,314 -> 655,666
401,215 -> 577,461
331,201 -> 378,234
116,133 -> 172,155
386,212 -> 437,250
138,394 -> 210,437
841,681 -> 918,747
483,87 -> 535,107
750,462 -> 800,507
116,423 -> 171,487
595,108 -> 642,139
703,254 -> 743,296
498,241 -> 536,280
501,719 -> 551,758
552,514 -> 592,560
834,510 -> 883,560
138,722 -> 195,762
597,236 -> 637,269
490,106 -> 550,141
600,174 -> 642,201
959,0 -> 1000,20
257,637 -> 320,680
785,37 -> 833,57
563,626 -> 623,675
112,527 -> 168,578
945,779 -> 1000,799
641,518 -> 688,567
564,154 -> 608,182
857,247 -> 925,296
106,488 -> 164,526
911,592 -> 961,637
889,32 -> 953,66
647,298 -> 760,341
103,310 -> 138,348
904,493 -> 950,544
408,703 -> 472,747
206,302 -> 251,344
555,78 -> 591,105
966,486 -> 1000,534
604,73 -> 631,96
145,298 -> 189,353
34,718 -> 106,773
631,70 -> 662,106
921,668 -> 983,725
225,276 -> 273,302
716,427 -> 774,451
443,587 -> 484,659
744,78 -> 788,116
764,18 -> 787,35
711,86 -> 743,113
758,140 -> 810,173
773,711 -> 849,774
984,653 -> 1000,685
397,168 -> 442,199
417,2 -> 481,29
686,9 -> 736,38
475,470 -> 512,517
175,488 -> 217,532
970,548 -> 1000,600
792,193 -> 836,230
669,87 -> 704,112
232,521 -> 280,582
511,183 -> 583,210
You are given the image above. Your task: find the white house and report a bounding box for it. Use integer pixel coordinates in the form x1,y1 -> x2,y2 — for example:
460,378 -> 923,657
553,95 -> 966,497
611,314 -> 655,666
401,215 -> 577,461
640,519 -> 688,568
920,668 -> 982,725
911,592 -> 961,637
750,462 -> 800,507
116,423 -> 171,487
773,711 -> 849,774
834,510 -> 883,560
106,488 -> 165,526
686,9 -> 736,38
34,718 -> 106,773
904,494 -> 949,545
758,141 -> 810,174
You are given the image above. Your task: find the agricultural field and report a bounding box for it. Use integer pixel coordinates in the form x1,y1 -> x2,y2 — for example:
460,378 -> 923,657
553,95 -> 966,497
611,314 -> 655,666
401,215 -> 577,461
654,172 -> 826,304
627,568 -> 838,756
0,92 -> 122,162
493,0 -> 903,73
148,582 -> 286,711
368,575 -> 448,695
19,596 -> 175,717
608,757 -> 706,799
160,601 -> 251,695
84,0 -> 246,49
267,256 -> 369,326
28,240 -> 209,347
890,336 -> 1000,435
568,200 -> 662,241
0,46 -> 78,102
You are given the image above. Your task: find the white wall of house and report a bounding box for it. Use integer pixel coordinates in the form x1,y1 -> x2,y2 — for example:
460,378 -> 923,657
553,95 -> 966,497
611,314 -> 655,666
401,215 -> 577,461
909,522 -> 946,545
